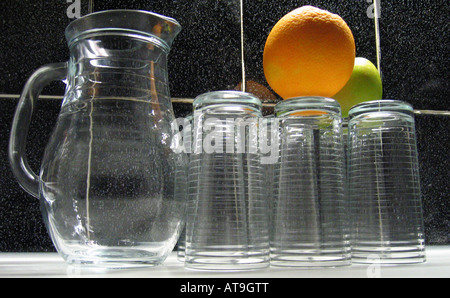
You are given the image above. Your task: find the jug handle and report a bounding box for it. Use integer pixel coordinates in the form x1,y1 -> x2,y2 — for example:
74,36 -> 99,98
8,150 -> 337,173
9,62 -> 68,199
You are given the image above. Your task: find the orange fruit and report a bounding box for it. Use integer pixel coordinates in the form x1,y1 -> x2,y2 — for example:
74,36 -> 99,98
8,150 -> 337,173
263,6 -> 356,99
290,110 -> 328,117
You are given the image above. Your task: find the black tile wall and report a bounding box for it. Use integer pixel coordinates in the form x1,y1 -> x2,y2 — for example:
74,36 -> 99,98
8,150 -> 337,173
1,0 -> 448,108
0,0 -> 448,251
0,0 -> 243,98
416,114 -> 450,244
0,0 -> 90,96
244,0 -> 450,109
378,1 -> 449,111
0,98 -> 57,252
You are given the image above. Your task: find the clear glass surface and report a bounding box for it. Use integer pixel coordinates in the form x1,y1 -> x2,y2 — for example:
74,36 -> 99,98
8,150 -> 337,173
185,91 -> 270,271
176,114 -> 193,262
9,10 -> 186,268
348,100 -> 426,264
272,97 -> 351,267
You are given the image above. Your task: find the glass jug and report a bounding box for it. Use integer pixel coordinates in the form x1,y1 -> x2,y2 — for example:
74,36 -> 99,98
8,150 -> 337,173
8,10 -> 187,268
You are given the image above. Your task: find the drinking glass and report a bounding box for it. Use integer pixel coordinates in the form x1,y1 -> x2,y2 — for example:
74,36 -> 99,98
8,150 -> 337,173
271,97 -> 351,267
348,100 -> 426,264
184,91 -> 270,271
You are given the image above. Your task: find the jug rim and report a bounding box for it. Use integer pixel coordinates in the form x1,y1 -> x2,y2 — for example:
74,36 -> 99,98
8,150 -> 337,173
65,9 -> 181,50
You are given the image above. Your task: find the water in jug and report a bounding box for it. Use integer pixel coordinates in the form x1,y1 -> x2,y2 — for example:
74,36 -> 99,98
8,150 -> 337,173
8,10 -> 187,268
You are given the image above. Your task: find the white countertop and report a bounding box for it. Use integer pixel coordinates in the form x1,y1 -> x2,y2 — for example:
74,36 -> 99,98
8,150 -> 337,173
1,246 -> 449,278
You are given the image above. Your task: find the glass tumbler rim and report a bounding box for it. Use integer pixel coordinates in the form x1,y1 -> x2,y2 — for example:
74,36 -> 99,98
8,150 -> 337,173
193,90 -> 262,111
65,9 -> 181,50
274,96 -> 341,117
348,100 -> 413,119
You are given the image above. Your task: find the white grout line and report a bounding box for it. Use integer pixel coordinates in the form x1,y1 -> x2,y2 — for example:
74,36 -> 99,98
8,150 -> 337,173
413,110 -> 450,116
0,94 -> 448,115
0,94 -> 195,103
0,94 -> 63,100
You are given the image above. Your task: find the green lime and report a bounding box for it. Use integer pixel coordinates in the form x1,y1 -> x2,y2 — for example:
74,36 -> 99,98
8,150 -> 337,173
333,57 -> 383,117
